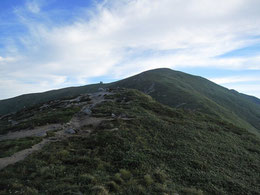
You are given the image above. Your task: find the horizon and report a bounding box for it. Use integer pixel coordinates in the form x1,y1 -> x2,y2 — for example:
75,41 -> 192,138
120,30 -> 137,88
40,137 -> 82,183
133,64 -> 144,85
0,67 -> 258,101
1,0 -> 260,99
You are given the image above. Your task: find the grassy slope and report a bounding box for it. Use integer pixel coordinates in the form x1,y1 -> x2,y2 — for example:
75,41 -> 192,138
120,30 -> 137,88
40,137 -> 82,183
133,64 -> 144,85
111,68 -> 260,133
0,137 -> 43,158
0,84 -> 103,116
0,68 -> 259,134
0,98 -> 81,135
0,89 -> 259,194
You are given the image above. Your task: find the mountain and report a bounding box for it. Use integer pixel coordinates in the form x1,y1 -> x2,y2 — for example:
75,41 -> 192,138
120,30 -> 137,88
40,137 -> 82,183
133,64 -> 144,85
0,88 -> 260,194
112,68 -> 260,135
0,84 -> 102,116
1,68 -> 259,135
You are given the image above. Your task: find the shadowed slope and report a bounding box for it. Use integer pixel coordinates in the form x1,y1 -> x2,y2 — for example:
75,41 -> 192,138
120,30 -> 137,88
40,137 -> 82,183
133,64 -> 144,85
112,69 -> 260,133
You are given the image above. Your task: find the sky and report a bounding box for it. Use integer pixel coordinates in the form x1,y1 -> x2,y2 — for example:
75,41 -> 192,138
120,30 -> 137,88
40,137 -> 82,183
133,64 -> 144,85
0,0 -> 260,100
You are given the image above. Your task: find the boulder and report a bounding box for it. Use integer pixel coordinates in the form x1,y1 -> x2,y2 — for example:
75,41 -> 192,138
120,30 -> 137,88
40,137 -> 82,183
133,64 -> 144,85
9,120 -> 19,126
65,128 -> 76,134
82,107 -> 92,115
69,96 -> 81,103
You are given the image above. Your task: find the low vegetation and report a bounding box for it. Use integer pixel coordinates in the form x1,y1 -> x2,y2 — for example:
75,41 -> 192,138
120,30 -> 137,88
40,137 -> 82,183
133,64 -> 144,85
114,68 -> 260,134
0,89 -> 259,194
0,105 -> 80,135
1,68 -> 260,135
0,137 -> 42,158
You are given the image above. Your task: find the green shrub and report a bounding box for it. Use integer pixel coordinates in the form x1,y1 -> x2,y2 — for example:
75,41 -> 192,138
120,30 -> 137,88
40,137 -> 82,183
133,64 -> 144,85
90,185 -> 109,195
106,181 -> 119,192
135,185 -> 146,195
24,186 -> 39,195
119,169 -> 132,181
39,166 -> 50,175
57,149 -> 69,159
113,173 -> 124,184
79,174 -> 97,185
0,137 -> 42,158
153,183 -> 168,193
46,131 -> 56,137
0,191 -> 8,195
144,174 -> 154,186
11,182 -> 23,190
51,183 -> 79,194
153,169 -> 167,183
180,187 -> 204,195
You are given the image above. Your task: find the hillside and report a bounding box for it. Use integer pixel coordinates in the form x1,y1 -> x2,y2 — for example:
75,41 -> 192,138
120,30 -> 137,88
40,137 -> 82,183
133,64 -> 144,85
0,88 -> 260,194
0,68 -> 260,135
0,84 -> 102,116
112,69 -> 260,134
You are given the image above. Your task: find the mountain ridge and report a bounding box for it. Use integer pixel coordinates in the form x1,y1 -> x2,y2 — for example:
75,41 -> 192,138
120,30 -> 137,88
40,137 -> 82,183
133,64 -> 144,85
111,68 -> 260,134
1,68 -> 260,135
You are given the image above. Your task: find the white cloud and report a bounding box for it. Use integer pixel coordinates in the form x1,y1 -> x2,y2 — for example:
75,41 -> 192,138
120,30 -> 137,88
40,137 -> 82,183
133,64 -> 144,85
1,0 -> 260,99
224,84 -> 260,98
209,75 -> 260,98
210,76 -> 260,84
0,56 -> 16,63
26,0 -> 41,13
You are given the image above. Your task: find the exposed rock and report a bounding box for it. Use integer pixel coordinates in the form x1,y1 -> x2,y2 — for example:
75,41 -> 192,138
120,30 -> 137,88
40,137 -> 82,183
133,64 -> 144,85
64,122 -> 71,128
36,132 -> 47,137
69,96 -> 81,103
82,107 -> 92,115
40,104 -> 49,110
65,128 -> 76,134
98,87 -> 105,91
79,95 -> 91,102
107,88 -> 113,92
110,128 -> 119,131
111,113 -> 116,118
9,119 -> 19,126
85,130 -> 91,134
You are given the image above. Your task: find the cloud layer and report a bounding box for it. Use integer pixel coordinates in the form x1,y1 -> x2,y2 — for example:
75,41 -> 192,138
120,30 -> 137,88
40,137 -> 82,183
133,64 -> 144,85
1,0 -> 260,99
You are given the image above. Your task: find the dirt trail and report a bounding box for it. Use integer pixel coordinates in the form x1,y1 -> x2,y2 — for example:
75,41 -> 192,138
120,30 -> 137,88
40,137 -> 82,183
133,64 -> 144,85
0,124 -> 63,141
0,91 -> 113,171
0,139 -> 54,170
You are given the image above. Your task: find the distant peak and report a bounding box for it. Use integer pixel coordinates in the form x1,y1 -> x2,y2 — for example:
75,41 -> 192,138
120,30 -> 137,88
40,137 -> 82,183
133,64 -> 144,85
145,68 -> 172,72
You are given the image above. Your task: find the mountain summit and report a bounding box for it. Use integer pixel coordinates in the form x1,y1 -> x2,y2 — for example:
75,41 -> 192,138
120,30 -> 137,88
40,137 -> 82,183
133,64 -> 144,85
112,68 -> 260,134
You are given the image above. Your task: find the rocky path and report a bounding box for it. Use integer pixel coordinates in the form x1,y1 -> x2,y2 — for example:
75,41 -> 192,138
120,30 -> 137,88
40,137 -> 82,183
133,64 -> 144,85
0,91 -> 113,171
0,124 -> 63,141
